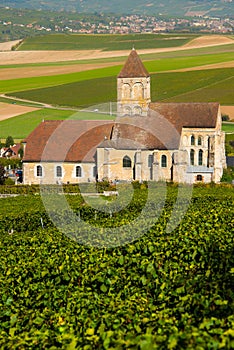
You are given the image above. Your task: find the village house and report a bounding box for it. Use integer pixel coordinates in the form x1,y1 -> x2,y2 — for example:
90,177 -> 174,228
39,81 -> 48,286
0,144 -> 21,159
22,49 -> 226,184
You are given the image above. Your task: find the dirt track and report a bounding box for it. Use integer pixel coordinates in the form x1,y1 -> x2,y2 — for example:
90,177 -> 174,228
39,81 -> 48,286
0,39 -> 22,51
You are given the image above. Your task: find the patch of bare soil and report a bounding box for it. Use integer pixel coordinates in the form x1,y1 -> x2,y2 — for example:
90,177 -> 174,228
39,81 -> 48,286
221,106 -> 234,121
1,59 -> 233,81
0,102 -> 40,121
0,61 -> 122,80
183,35 -> 234,48
0,39 -> 22,51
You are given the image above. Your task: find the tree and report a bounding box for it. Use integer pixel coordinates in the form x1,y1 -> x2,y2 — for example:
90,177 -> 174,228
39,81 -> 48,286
18,146 -> 24,159
5,135 -> 14,147
0,164 -> 5,185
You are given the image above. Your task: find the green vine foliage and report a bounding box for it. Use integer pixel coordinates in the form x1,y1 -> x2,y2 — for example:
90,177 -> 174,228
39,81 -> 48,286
0,185 -> 234,349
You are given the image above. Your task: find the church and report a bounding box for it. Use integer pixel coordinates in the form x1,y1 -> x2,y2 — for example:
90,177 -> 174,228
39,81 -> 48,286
22,49 -> 226,184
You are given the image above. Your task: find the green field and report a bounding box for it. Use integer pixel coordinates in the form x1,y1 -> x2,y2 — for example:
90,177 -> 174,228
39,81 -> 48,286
222,123 -> 234,132
0,66 -> 122,94
7,68 -> 234,108
1,67 -> 233,139
18,33 -> 198,51
0,108 -> 114,139
1,50 -> 234,95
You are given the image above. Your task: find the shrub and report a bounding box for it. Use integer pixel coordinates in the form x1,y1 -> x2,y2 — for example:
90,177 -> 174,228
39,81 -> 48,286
222,114 -> 230,121
0,165 -> 5,185
221,167 -> 234,183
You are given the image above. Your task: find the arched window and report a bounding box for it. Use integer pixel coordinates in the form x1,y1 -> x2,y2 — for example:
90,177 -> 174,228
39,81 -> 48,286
198,136 -> 202,146
124,106 -> 131,116
123,156 -> 132,168
191,135 -> 195,146
36,165 -> 42,177
197,174 -> 203,181
198,150 -> 203,166
122,84 -> 131,99
161,155 -> 167,168
148,154 -> 153,167
133,106 -> 142,116
190,149 -> 195,165
76,166 -> 82,177
56,166 -> 62,177
133,82 -> 144,99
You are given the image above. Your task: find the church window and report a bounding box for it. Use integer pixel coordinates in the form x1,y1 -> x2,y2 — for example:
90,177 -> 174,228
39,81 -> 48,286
161,155 -> 167,168
133,106 -> 142,116
122,84 -> 131,99
148,154 -> 153,167
123,156 -> 132,168
191,135 -> 195,145
93,166 -> 97,178
133,82 -> 144,99
56,166 -> 62,177
196,174 -> 203,181
198,150 -> 203,166
190,149 -> 195,165
76,166 -> 82,177
124,106 -> 131,116
36,165 -> 43,177
198,136 -> 202,145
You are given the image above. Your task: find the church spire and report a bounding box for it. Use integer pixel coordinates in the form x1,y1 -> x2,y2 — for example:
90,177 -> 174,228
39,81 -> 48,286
118,49 -> 149,78
117,49 -> 151,117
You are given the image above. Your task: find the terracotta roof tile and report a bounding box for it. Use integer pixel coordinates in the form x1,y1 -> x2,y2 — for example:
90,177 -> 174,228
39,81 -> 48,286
23,103 -> 219,161
104,102 -> 219,150
149,102 -> 219,132
118,49 -> 149,78
23,120 -> 114,162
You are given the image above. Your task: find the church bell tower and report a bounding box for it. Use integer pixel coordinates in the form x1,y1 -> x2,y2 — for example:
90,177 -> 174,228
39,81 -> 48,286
117,48 -> 151,117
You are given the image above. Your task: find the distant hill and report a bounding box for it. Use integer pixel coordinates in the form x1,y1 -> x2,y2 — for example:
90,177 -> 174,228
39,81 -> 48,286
1,0 -> 234,17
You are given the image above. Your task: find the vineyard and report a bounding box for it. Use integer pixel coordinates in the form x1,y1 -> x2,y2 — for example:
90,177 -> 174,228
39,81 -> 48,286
0,184 -> 234,349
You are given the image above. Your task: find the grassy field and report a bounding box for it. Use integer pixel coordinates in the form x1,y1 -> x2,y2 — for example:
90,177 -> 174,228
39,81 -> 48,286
159,68 -> 234,105
7,68 -> 234,108
222,123 -> 234,132
0,66 -> 122,94
1,68 -> 233,139
0,108 -> 114,139
18,33 -> 198,51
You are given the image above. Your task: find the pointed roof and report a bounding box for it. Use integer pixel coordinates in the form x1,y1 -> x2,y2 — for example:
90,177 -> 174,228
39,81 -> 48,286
118,49 -> 149,78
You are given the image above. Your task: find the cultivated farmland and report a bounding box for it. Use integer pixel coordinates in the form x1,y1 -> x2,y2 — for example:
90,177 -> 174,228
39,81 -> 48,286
0,184 -> 234,348
0,33 -> 234,349
17,33 -> 198,51
7,68 -> 234,109
0,33 -> 233,138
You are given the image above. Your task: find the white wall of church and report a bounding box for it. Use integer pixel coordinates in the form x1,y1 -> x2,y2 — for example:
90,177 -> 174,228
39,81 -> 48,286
23,162 -> 96,184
